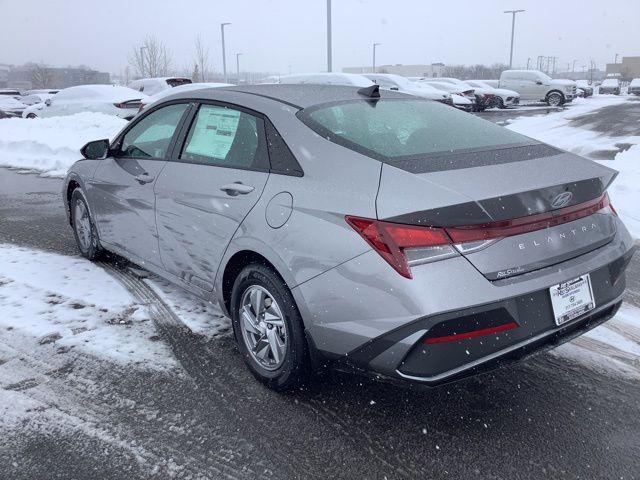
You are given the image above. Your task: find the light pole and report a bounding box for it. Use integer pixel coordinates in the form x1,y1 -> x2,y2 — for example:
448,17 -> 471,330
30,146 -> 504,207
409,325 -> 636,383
526,57 -> 531,69
326,0 -> 332,72
504,10 -> 525,68
372,43 -> 381,73
572,59 -> 577,73
221,22 -> 231,83
140,46 -> 147,77
236,53 -> 242,84
614,53 -> 619,63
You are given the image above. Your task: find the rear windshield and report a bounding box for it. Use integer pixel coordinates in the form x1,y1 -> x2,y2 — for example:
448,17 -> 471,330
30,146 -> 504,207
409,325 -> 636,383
298,99 -> 532,162
167,78 -> 193,87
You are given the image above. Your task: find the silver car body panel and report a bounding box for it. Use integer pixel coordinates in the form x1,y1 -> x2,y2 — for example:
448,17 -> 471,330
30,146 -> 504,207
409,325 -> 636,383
64,84 -> 635,384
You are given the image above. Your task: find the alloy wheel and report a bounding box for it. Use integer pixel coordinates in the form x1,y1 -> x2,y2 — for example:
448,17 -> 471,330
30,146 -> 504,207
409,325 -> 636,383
240,285 -> 288,370
548,93 -> 562,106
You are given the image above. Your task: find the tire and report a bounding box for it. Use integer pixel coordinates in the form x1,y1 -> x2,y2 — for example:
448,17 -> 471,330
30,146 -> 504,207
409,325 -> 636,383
546,91 -> 564,107
26,113 -> 37,119
497,97 -> 506,109
70,188 -> 103,260
231,264 -> 309,391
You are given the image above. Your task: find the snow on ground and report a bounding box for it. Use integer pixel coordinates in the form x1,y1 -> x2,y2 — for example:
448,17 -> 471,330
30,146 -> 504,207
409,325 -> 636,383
144,274 -> 231,339
506,96 -> 640,237
0,243 -> 175,368
505,96 -> 633,156
553,304 -> 640,380
0,112 -> 126,177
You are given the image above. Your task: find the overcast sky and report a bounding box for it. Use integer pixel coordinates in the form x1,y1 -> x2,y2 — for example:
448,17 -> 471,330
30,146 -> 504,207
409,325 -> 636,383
1,0 -> 638,76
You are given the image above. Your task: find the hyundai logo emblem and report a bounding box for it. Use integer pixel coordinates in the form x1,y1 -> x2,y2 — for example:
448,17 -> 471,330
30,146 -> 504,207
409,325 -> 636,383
551,191 -> 573,209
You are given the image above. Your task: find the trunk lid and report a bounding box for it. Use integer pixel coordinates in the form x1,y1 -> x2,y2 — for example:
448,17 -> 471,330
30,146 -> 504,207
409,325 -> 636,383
376,147 -> 618,280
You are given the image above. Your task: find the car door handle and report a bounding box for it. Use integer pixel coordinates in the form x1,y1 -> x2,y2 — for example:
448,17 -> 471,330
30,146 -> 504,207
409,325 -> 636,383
220,182 -> 255,196
134,173 -> 154,185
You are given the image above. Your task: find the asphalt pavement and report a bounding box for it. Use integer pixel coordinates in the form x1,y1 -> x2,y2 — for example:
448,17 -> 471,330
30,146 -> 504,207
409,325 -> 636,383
1,102 -> 639,479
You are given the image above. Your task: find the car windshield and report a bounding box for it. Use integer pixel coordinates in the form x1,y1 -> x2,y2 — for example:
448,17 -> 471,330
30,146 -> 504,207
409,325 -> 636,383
300,98 -> 531,160
538,72 -> 553,82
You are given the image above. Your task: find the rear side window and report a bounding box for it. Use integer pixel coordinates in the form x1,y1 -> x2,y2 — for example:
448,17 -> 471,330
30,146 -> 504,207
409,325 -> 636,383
299,99 -> 531,161
180,104 -> 268,170
119,103 -> 189,158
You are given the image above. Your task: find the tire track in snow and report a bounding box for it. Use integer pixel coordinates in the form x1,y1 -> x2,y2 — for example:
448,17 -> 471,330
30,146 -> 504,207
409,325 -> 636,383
103,262 -> 425,478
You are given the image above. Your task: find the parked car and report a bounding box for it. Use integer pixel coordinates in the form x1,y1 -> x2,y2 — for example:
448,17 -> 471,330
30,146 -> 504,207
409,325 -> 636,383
0,88 -> 22,99
22,101 -> 48,118
465,80 -> 520,108
599,78 -> 621,95
128,77 -> 192,96
629,78 -> 640,95
499,70 -> 577,106
139,82 -> 234,112
363,73 -> 453,104
19,93 -> 54,106
575,80 -> 594,97
25,89 -> 60,95
414,80 -> 476,111
35,85 -> 147,120
0,96 -> 27,117
64,84 -> 633,391
279,72 -> 374,87
480,79 -> 500,88
420,78 -> 496,111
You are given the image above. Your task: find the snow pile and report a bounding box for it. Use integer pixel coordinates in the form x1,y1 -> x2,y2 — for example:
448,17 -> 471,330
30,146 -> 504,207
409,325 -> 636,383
0,112 -> 126,177
606,145 -> 640,237
0,244 -> 175,368
505,96 -> 633,157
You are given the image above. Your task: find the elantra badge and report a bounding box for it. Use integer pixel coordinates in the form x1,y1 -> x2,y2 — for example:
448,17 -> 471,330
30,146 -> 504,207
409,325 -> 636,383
551,191 -> 573,209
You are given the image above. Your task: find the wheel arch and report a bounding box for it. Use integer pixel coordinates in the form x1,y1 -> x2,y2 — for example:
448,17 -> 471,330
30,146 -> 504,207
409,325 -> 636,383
219,248 -> 293,318
64,177 -> 83,225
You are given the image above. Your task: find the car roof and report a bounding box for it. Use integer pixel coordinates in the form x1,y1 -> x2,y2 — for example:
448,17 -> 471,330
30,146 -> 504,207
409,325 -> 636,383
171,84 -> 413,109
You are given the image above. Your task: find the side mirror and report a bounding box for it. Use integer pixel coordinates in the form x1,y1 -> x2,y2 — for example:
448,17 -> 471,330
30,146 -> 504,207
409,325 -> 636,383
44,98 -> 52,106
80,139 -> 110,160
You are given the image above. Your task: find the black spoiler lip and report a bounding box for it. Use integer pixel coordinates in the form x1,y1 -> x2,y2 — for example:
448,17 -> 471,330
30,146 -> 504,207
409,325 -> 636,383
386,174 -> 617,227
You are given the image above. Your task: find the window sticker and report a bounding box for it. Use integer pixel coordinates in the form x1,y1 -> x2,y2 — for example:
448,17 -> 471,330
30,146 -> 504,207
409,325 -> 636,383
184,106 -> 240,160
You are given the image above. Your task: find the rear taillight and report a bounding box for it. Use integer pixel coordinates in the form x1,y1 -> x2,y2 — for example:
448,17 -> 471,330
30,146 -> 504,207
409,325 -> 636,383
445,193 -> 612,244
114,102 -> 126,109
345,216 -> 455,278
346,193 -> 615,279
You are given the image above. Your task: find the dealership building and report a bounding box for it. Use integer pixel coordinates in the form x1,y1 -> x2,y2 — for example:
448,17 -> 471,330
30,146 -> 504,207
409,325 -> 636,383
605,56 -> 640,80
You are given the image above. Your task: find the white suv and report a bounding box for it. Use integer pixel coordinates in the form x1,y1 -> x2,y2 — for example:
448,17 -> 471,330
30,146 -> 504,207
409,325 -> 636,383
499,70 -> 577,106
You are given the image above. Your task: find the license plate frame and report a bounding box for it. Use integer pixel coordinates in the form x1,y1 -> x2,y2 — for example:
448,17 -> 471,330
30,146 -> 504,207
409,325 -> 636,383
549,274 -> 596,326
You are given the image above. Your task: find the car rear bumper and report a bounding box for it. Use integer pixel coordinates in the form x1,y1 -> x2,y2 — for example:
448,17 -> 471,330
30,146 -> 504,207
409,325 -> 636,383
294,218 -> 635,384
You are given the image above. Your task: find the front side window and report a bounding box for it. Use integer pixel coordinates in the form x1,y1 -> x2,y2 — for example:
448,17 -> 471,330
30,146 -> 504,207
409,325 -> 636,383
180,104 -> 266,170
119,103 -> 188,159
300,99 -> 532,162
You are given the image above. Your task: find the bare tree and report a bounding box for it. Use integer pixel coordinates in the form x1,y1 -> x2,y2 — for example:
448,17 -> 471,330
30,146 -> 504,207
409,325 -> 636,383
194,35 -> 210,82
30,64 -> 55,89
129,36 -> 173,78
191,63 -> 200,83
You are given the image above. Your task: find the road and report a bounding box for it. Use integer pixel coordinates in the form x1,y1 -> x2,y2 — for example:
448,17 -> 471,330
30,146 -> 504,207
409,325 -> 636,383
1,104 -> 640,479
